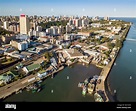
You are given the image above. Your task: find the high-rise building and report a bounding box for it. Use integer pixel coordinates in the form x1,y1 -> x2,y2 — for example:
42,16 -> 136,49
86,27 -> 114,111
104,16 -> 109,21
20,14 -> 30,34
36,26 -> 42,31
3,21 -> 9,30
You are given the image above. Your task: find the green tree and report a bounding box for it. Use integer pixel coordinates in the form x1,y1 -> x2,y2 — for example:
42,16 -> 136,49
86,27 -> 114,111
115,39 -> 122,48
101,37 -> 109,43
44,52 -> 50,62
107,42 -> 115,49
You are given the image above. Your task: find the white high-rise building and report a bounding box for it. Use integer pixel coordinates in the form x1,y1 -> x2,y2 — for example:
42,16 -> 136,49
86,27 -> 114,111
104,16 -> 109,21
3,21 -> 9,30
66,25 -> 72,33
36,26 -> 42,31
20,14 -> 30,34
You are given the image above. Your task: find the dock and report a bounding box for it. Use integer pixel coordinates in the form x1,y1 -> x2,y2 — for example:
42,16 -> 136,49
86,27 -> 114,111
0,65 -> 64,100
96,57 -> 116,102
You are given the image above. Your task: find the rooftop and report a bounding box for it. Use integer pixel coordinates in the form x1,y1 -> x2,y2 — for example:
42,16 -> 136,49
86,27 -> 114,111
26,63 -> 41,71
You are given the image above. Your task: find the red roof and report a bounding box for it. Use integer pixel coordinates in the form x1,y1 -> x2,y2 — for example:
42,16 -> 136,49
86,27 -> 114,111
20,14 -> 25,17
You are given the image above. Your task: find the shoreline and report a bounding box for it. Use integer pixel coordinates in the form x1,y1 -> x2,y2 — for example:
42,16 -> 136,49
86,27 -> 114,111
96,24 -> 131,102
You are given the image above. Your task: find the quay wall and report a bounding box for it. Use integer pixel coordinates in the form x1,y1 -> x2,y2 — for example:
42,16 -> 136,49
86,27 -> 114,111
96,24 -> 131,102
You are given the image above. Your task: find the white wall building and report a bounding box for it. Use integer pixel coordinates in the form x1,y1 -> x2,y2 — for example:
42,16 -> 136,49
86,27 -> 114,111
3,21 -> 9,30
20,14 -> 30,34
18,41 -> 28,51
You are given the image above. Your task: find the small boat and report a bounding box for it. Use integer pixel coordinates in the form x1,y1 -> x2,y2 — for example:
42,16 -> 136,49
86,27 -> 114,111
67,76 -> 69,79
88,83 -> 95,94
90,78 -> 96,84
37,88 -> 41,92
82,87 -> 87,96
93,75 -> 99,80
114,89 -> 116,93
84,78 -> 88,85
130,49 -> 132,52
51,90 -> 53,93
130,76 -> 132,79
37,80 -> 42,84
114,62 -> 116,66
94,92 -> 104,102
78,82 -> 84,88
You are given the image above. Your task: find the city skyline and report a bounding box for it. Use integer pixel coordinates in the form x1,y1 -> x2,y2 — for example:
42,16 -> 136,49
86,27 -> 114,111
0,0 -> 136,17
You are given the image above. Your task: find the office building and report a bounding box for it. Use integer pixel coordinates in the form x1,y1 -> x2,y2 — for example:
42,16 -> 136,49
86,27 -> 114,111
20,14 -> 30,34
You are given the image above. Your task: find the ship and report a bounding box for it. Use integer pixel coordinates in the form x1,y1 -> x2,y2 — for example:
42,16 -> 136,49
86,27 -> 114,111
82,86 -> 87,96
94,92 -> 104,102
84,78 -> 88,85
88,83 -> 95,94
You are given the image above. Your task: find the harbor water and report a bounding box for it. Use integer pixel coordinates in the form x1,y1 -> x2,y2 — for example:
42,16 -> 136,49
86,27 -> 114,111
3,64 -> 102,102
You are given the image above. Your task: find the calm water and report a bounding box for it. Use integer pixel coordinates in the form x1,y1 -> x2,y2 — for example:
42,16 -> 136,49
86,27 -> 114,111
108,17 -> 136,102
4,64 -> 102,102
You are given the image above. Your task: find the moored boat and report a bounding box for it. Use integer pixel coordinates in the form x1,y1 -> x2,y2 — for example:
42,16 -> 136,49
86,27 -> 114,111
78,82 -> 84,88
84,78 -> 88,85
88,83 -> 95,94
94,92 -> 104,102
82,86 -> 87,96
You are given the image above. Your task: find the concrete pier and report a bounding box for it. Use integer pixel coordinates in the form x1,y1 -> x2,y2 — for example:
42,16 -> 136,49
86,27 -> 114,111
95,24 -> 131,102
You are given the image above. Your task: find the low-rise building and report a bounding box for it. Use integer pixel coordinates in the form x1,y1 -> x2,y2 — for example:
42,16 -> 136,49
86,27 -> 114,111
21,51 -> 34,58
56,39 -> 63,45
84,50 -> 100,56
23,63 -> 41,74
77,32 -> 91,36
10,40 -> 29,51
37,71 -> 48,79
64,49 -> 87,59
0,71 -> 16,85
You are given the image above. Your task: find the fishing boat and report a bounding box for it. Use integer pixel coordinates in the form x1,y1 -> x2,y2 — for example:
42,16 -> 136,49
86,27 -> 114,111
94,92 -> 104,102
93,75 -> 99,80
78,82 -> 84,88
88,83 -> 95,94
37,80 -> 42,84
37,88 -> 41,92
90,78 -> 96,84
84,78 -> 88,85
82,86 -> 87,96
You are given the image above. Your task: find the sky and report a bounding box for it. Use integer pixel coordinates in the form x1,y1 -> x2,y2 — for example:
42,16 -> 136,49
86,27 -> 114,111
0,0 -> 136,17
